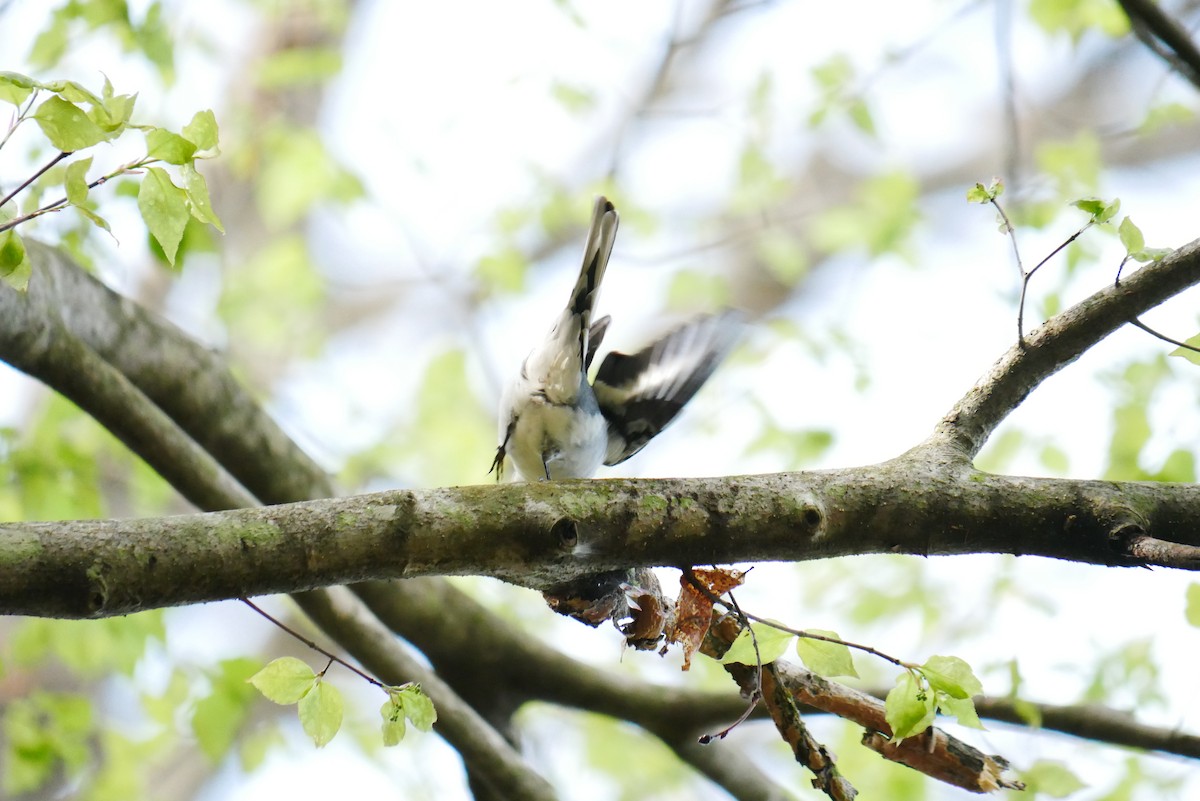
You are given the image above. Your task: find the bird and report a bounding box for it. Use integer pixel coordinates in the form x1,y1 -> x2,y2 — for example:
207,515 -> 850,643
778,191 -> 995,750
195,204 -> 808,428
491,196 -> 740,482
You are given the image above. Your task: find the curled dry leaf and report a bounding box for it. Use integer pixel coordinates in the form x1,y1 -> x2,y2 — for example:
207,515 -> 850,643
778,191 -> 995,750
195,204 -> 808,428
666,568 -> 746,670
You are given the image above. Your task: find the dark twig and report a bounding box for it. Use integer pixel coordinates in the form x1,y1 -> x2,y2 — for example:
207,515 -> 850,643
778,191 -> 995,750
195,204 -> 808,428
0,150 -> 70,211
241,597 -> 386,689
1129,318 -> 1200,354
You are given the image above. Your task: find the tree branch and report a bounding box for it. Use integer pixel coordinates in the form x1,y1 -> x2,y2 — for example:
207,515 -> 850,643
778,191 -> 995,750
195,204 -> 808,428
292,587 -> 559,801
1117,0 -> 1200,90
4,466 -> 1199,617
931,238 -> 1200,459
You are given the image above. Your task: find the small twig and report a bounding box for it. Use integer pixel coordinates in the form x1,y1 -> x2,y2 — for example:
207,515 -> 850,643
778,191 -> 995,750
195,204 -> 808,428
998,193 -> 1094,344
682,568 -> 912,669
0,157 -> 152,235
1129,318 -> 1200,354
240,597 -> 385,689
0,150 -> 71,211
0,90 -> 39,152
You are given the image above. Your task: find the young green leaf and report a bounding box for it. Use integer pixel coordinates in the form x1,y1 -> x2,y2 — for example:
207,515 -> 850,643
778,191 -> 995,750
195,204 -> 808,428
937,694 -> 984,729
397,684 -> 437,731
885,671 -> 936,741
920,654 -> 982,699
247,656 -> 316,704
137,167 -> 190,266
721,622 -> 794,666
1098,198 -> 1120,224
1070,197 -> 1104,216
0,230 -> 27,277
1118,216 -> 1144,254
965,183 -> 991,204
795,629 -> 858,678
1021,759 -> 1087,797
298,680 -> 343,748
64,156 -> 92,205
182,163 -> 224,232
74,205 -> 112,235
0,71 -> 38,106
182,109 -> 220,153
1186,583 -> 1200,628
33,95 -> 108,151
380,698 -> 406,746
146,128 -> 197,165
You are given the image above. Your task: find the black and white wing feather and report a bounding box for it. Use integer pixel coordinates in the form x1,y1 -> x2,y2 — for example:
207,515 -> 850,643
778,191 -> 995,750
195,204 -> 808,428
593,311 -> 741,466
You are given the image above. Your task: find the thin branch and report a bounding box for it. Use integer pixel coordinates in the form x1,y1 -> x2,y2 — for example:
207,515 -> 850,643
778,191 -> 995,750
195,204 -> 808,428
684,567 -> 912,669
1129,317 -> 1200,354
241,597 -> 385,689
293,587 -> 560,801
0,158 -> 152,235
0,150 -> 70,211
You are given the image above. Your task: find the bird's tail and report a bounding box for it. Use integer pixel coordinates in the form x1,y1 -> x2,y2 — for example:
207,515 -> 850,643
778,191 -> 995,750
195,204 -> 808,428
565,196 -> 619,363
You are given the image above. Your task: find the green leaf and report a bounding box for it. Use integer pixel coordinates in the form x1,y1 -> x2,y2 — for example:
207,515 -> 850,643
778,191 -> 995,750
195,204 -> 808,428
182,109 -> 219,152
1118,216 -> 1144,254
1021,759 -> 1087,797
191,657 -> 261,761
721,622 -> 794,665
64,156 -> 93,205
28,13 -> 70,69
0,71 -> 38,106
239,726 -> 284,772
396,684 -> 437,731
247,656 -> 316,704
181,163 -> 224,232
0,230 -> 27,276
193,687 -> 248,761
0,231 -> 32,291
937,694 -> 985,729
33,95 -> 108,151
1186,584 -> 1200,628
2,692 -> 94,795
298,680 -> 343,748
74,205 -> 113,235
380,698 -> 406,746
137,166 -> 190,266
795,629 -> 858,678
145,128 -> 197,165
1070,196 -> 1119,222
885,671 -> 936,741
966,183 -> 991,204
920,654 -> 982,699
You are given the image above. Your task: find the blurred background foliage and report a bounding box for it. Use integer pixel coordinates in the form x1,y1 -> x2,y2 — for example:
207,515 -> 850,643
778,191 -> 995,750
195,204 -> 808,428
1,0 -> 1200,798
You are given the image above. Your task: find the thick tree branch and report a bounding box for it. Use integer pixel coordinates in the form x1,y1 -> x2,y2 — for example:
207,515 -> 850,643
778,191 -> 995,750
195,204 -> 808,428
4,468 -> 1198,617
21,240 -> 335,504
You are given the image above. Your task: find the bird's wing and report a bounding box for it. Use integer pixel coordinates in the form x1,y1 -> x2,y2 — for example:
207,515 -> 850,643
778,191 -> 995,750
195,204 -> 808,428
593,310 -> 742,466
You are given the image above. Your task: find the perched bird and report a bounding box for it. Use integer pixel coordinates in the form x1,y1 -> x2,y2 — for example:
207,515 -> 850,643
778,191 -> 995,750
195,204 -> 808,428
491,196 -> 740,481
